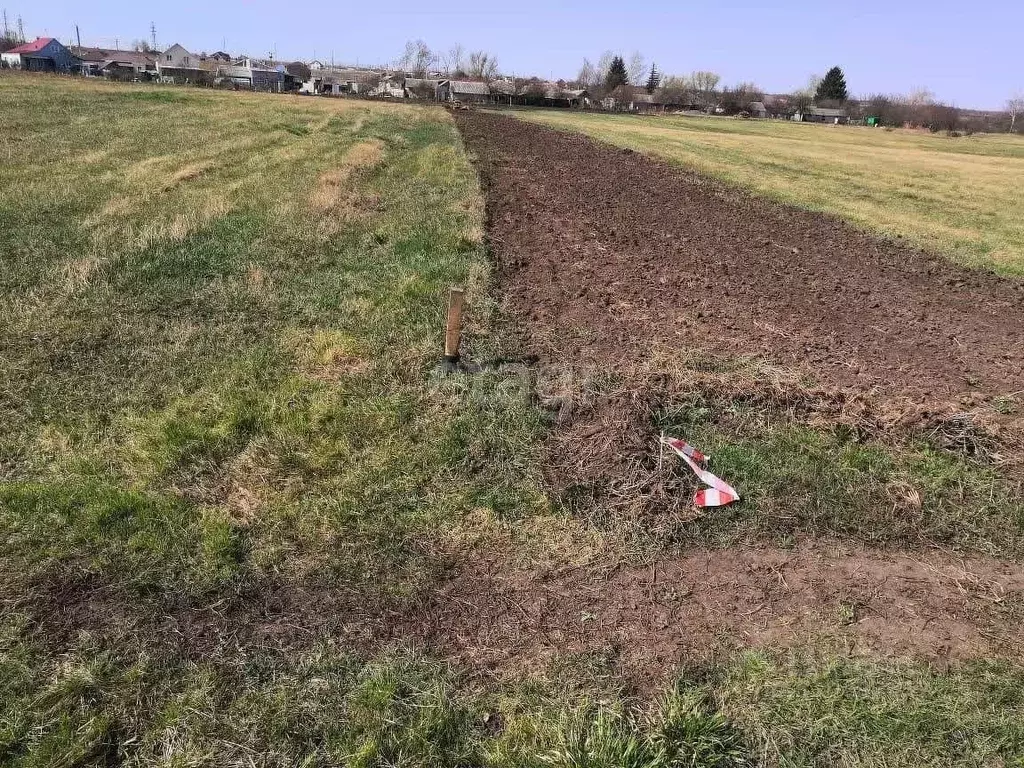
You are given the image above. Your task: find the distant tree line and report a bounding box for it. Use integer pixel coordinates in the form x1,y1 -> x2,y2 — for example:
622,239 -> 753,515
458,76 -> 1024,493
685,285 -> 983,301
8,23 -> 1022,132
571,56 -> 1022,133
395,39 -> 499,81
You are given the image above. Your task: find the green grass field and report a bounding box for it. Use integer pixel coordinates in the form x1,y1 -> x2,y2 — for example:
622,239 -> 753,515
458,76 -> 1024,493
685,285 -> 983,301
2,74 -> 1024,767
513,109 -> 1024,276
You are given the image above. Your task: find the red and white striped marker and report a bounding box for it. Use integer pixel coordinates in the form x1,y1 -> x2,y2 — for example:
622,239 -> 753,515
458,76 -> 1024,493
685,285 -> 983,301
662,436 -> 740,508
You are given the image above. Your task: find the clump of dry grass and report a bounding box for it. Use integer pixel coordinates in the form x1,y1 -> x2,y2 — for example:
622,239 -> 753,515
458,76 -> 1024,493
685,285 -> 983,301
283,327 -> 371,382
134,196 -> 233,248
161,159 -> 218,189
535,356 -> 1024,554
309,139 -> 385,213
58,255 -> 102,293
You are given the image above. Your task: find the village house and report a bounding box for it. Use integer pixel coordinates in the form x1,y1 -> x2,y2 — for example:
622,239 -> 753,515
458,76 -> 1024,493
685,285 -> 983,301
523,83 -> 588,108
488,79 -> 516,104
157,43 -> 206,83
370,73 -> 406,98
438,80 -> 491,104
72,46 -> 158,80
300,67 -> 380,95
628,93 -> 658,112
1,38 -> 80,72
404,77 -> 442,99
620,90 -> 691,113
794,106 -> 849,124
216,58 -> 291,91
748,100 -> 769,118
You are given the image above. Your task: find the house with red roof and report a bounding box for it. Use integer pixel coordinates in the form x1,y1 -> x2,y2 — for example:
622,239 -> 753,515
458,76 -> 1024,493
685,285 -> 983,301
1,37 -> 80,73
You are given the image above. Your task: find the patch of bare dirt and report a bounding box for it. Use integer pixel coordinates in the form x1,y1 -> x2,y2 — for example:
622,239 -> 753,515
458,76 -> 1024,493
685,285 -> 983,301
428,111 -> 1024,681
405,541 -> 1024,685
12,540 -> 1023,688
455,111 -> 1024,406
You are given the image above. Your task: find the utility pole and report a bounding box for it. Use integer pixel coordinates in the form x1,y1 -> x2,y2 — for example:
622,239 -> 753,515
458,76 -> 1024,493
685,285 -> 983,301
150,21 -> 156,51
75,24 -> 80,48
16,13 -> 24,42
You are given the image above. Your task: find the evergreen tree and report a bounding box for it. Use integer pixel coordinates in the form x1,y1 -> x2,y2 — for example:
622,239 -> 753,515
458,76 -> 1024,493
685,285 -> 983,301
645,63 -> 660,94
605,56 -> 628,90
815,66 -> 849,103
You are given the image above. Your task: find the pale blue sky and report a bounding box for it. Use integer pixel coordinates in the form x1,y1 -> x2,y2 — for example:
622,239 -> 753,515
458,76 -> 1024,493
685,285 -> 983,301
11,0 -> 1022,109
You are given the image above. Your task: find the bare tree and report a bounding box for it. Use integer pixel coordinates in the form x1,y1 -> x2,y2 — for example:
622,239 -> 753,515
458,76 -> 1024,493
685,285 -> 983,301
906,87 -> 935,107
689,71 -> 721,93
398,39 -> 435,77
467,50 -> 498,81
521,77 -> 548,104
132,39 -> 154,52
780,73 -> 824,115
719,81 -> 764,114
627,50 -> 646,86
925,102 -> 959,132
286,61 -> 312,82
576,58 -> 600,89
442,44 -> 465,77
689,70 -> 721,109
895,88 -> 936,127
792,89 -> 814,114
655,75 -> 693,107
1006,93 -> 1023,133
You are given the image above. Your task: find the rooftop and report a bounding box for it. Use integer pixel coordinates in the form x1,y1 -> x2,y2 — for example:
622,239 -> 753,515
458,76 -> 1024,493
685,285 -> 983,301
72,46 -> 157,66
808,106 -> 848,116
448,80 -> 490,95
5,37 -> 55,55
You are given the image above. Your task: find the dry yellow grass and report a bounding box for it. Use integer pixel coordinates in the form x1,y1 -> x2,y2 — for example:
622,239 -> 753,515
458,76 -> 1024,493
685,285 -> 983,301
515,110 -> 1024,275
163,159 -> 218,188
284,327 -> 371,382
310,139 -> 385,211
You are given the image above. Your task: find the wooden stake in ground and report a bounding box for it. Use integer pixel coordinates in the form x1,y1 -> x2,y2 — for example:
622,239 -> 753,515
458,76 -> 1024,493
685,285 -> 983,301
444,287 -> 465,364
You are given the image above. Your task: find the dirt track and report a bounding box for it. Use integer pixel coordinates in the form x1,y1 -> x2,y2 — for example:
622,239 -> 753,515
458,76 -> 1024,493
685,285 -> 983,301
413,542 -> 1024,683
26,542 -> 1023,687
455,111 -> 1024,404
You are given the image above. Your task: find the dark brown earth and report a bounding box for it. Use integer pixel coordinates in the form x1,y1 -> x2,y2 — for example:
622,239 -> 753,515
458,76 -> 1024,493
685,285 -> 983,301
410,540 -> 1024,684
455,111 -> 1024,405
19,540 -> 1022,688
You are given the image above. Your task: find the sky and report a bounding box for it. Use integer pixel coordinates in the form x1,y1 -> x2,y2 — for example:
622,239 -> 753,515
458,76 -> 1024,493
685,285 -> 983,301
8,0 -> 1023,110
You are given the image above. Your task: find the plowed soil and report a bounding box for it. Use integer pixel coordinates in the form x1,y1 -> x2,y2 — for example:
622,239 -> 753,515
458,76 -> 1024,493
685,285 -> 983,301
455,111 -> 1024,404
434,111 -> 1024,679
